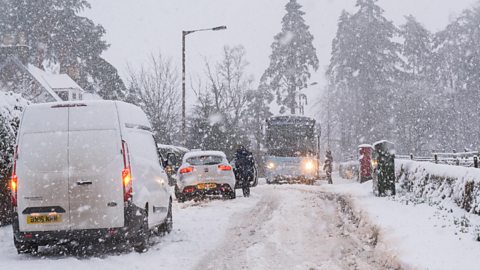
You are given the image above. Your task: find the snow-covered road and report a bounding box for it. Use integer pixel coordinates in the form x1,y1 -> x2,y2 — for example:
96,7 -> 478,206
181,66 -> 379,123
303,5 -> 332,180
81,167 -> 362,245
0,182 -> 404,270
196,186 -> 402,270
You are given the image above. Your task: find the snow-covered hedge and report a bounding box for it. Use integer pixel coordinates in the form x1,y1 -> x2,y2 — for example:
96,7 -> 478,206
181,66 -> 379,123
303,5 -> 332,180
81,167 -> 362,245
396,160 -> 480,215
0,91 -> 29,225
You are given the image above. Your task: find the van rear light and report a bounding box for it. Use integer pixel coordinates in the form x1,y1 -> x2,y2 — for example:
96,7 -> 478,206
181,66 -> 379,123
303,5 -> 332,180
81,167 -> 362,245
218,165 -> 232,171
121,140 -> 132,202
10,175 -> 17,207
122,168 -> 132,201
11,145 -> 18,207
179,166 -> 194,174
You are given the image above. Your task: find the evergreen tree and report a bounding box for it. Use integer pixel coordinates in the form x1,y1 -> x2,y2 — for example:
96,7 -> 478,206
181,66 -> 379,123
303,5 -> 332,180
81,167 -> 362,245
326,0 -> 401,157
326,10 -> 358,158
261,0 -> 318,114
0,0 -> 126,100
433,6 -> 480,151
401,15 -> 433,79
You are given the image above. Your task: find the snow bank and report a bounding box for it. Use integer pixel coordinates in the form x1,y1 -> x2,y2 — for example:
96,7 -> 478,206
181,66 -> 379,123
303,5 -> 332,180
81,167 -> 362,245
396,159 -> 480,215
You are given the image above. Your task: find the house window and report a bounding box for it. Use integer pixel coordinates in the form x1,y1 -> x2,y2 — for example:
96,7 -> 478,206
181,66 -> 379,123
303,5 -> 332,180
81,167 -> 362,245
72,93 -> 77,100
56,91 -> 68,101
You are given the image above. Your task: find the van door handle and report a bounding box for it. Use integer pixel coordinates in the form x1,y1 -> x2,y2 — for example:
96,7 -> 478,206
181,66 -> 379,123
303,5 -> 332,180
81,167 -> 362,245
77,181 -> 92,186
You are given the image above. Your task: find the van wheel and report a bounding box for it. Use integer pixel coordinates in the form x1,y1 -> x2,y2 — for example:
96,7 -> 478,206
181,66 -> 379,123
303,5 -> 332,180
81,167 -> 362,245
14,238 -> 38,254
133,208 -> 150,253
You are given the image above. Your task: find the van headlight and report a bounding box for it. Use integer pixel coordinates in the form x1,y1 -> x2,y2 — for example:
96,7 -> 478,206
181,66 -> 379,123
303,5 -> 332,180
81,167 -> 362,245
266,162 -> 275,169
304,160 -> 315,171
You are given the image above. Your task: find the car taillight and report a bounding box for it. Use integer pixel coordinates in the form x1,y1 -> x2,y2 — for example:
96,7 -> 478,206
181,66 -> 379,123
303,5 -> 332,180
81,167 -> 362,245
179,166 -> 194,174
218,165 -> 232,171
122,140 -> 132,202
11,145 -> 18,207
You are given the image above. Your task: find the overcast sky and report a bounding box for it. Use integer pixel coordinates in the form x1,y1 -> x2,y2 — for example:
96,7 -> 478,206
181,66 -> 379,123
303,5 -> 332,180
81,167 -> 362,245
85,0 -> 478,116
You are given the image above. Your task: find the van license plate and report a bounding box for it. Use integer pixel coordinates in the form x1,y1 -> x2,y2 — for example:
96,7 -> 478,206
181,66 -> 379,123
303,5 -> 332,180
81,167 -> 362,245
197,183 -> 216,190
27,214 -> 62,224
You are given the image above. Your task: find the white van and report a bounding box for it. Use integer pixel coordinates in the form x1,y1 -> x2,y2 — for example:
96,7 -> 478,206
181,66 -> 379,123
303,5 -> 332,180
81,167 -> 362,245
11,100 -> 172,253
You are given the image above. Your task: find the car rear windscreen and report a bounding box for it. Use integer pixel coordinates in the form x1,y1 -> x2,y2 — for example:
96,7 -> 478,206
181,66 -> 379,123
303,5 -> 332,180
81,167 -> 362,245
187,155 -> 223,166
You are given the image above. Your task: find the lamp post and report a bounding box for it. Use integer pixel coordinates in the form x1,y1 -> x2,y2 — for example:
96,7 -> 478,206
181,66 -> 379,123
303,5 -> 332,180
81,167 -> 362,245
182,25 -> 227,143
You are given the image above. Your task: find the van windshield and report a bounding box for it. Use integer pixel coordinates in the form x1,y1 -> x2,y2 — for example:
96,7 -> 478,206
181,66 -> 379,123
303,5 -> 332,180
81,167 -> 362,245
186,155 -> 223,166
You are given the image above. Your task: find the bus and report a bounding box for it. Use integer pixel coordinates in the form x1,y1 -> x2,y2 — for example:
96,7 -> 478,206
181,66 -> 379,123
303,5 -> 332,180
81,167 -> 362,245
265,115 -> 321,185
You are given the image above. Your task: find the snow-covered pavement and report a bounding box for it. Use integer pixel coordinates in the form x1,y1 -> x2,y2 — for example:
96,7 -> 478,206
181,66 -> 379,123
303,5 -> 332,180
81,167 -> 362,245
322,177 -> 480,270
2,178 -> 479,269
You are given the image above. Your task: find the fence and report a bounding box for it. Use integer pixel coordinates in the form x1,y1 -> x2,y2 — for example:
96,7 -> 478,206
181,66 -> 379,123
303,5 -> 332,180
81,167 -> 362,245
396,151 -> 480,168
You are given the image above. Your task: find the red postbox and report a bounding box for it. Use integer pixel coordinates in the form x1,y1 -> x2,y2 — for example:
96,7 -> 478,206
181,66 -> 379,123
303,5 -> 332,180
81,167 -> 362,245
358,144 -> 374,183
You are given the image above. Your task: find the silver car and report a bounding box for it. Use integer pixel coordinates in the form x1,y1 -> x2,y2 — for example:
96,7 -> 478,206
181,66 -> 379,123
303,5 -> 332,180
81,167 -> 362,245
175,151 -> 236,202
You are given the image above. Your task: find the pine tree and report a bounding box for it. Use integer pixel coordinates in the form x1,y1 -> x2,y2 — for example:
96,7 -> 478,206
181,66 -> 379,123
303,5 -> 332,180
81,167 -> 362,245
325,10 -> 358,158
433,6 -> 480,150
0,0 -> 126,100
401,15 -> 433,79
326,0 -> 401,155
261,0 -> 318,114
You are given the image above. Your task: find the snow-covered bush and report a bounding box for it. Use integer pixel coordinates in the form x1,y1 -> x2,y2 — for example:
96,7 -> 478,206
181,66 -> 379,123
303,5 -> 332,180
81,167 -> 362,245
396,160 -> 480,215
0,91 -> 29,225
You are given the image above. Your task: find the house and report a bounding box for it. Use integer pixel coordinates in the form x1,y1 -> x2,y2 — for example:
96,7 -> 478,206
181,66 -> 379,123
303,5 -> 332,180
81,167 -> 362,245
0,45 -> 86,103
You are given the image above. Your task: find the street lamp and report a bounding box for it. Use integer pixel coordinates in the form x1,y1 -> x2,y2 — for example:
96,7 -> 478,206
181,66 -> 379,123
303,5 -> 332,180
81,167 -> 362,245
182,25 -> 227,143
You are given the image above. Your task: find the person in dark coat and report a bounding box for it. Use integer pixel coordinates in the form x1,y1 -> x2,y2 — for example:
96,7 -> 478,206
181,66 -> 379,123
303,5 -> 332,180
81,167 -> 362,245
324,150 -> 333,184
234,145 -> 255,197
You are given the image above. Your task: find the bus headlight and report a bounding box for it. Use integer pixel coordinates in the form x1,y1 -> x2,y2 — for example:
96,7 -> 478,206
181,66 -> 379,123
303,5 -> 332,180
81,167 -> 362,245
304,160 -> 315,171
267,162 -> 275,169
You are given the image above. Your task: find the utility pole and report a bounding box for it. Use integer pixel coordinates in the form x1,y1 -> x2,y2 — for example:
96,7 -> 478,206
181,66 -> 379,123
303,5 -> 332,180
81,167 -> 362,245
181,26 -> 227,143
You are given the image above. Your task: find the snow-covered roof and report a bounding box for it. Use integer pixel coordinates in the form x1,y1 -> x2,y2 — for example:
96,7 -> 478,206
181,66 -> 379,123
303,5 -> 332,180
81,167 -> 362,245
157,144 -> 189,153
42,73 -> 83,91
373,140 -> 394,147
358,144 -> 373,148
27,64 -> 83,92
183,150 -> 227,162
26,64 -> 62,101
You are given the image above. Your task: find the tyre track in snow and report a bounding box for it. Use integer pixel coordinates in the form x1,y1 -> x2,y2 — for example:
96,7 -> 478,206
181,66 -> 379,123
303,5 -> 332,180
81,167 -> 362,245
195,185 -> 408,270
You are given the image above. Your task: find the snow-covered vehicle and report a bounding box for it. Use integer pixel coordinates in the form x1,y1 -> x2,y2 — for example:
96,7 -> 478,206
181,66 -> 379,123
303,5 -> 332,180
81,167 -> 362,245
265,115 -> 321,185
175,150 -> 236,202
11,101 -> 172,254
157,144 -> 189,186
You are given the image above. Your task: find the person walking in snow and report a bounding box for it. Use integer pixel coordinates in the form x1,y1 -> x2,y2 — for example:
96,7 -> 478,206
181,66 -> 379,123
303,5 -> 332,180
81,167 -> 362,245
234,145 -> 255,197
324,150 -> 333,184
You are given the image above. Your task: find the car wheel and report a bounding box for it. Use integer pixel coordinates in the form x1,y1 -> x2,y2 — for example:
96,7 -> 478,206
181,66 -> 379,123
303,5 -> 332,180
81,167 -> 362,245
175,185 -> 186,203
158,199 -> 173,235
14,237 -> 38,254
133,208 -> 150,253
